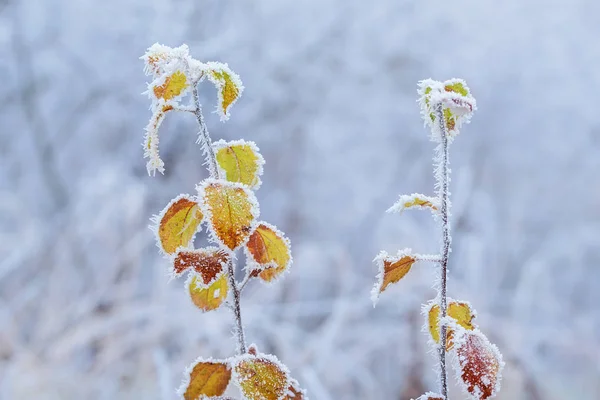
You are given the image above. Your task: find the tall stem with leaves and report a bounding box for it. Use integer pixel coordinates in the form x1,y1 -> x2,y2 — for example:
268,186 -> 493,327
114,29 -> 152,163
371,79 -> 504,400
141,43 -> 306,400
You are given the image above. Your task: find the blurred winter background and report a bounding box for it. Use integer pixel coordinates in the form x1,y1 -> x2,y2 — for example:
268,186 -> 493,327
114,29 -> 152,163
1,0 -> 600,399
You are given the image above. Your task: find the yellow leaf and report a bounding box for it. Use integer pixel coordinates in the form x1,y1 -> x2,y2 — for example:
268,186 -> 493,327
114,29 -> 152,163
173,247 -> 228,283
204,62 -> 244,121
154,195 -> 203,255
452,329 -> 504,400
214,139 -> 265,189
245,222 -> 292,283
426,300 -> 476,350
199,180 -> 259,251
153,70 -> 188,101
187,273 -> 228,312
387,193 -> 438,214
180,358 -> 231,399
234,354 -> 290,400
371,250 -> 416,304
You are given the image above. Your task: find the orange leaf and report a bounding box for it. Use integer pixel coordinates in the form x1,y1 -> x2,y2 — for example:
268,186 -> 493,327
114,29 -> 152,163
173,247 -> 228,284
179,358 -> 232,399
425,299 -> 477,350
371,249 -> 416,304
451,329 -> 504,400
233,354 -> 290,400
199,180 -> 259,251
154,195 -> 203,255
245,222 -> 292,283
187,273 -> 229,312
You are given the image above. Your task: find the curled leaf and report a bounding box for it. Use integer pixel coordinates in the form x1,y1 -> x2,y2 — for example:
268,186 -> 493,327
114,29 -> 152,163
153,195 -> 203,255
173,247 -> 228,284
451,328 -> 504,400
425,299 -> 477,350
204,62 -> 244,121
213,139 -> 265,189
179,358 -> 232,399
245,222 -> 292,283
233,353 -> 290,400
152,70 -> 189,101
387,193 -> 439,214
187,273 -> 229,312
371,249 -> 416,305
143,104 -> 174,175
199,179 -> 259,251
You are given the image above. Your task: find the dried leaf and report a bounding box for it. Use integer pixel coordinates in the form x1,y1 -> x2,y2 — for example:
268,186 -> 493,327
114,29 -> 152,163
451,328 -> 504,400
154,195 -> 203,255
187,273 -> 229,312
425,299 -> 476,350
153,70 -> 189,101
173,247 -> 228,284
245,222 -> 292,283
204,62 -> 244,121
387,193 -> 439,214
213,139 -> 265,189
179,358 -> 232,399
233,354 -> 290,400
414,392 -> 444,400
371,249 -> 416,305
199,179 -> 259,251
142,43 -> 190,77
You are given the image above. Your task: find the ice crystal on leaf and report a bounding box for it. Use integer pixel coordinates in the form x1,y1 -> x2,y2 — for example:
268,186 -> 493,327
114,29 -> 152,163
141,43 -> 190,78
173,247 -> 228,284
153,194 -> 203,256
284,378 -> 308,400
413,392 -> 444,400
179,357 -> 232,400
387,193 -> 439,214
213,139 -> 265,190
244,222 -> 292,283
450,326 -> 504,400
203,62 -> 244,121
233,353 -> 291,400
418,78 -> 476,141
198,179 -> 259,251
424,299 -> 477,350
371,249 -> 417,305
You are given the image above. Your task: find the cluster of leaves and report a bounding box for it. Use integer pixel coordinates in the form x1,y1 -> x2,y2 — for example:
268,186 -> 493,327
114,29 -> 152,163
142,44 -> 306,400
372,80 -> 504,400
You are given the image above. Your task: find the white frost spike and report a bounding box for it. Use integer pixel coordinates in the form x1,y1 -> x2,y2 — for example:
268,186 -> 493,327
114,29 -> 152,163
413,392 -> 444,400
202,61 -> 244,121
387,193 -> 439,214
449,324 -> 504,400
141,43 -> 190,78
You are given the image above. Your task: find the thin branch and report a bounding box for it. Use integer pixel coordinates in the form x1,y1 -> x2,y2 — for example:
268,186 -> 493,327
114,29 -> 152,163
435,101 -> 451,399
192,85 -> 219,178
227,258 -> 247,354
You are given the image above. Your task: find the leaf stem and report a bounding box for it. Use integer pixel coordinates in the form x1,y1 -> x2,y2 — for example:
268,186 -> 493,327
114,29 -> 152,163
435,101 -> 451,399
192,84 -> 248,355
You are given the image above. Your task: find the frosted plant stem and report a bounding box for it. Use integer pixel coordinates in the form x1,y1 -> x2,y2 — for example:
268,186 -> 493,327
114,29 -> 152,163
192,86 -> 219,178
227,259 -> 247,354
435,102 -> 451,399
192,84 -> 247,355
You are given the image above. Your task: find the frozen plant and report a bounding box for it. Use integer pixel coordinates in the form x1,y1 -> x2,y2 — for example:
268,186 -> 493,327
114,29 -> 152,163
141,43 -> 307,400
371,79 -> 504,400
